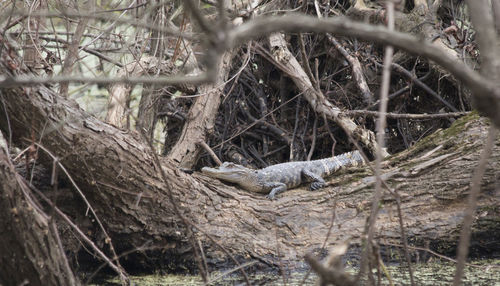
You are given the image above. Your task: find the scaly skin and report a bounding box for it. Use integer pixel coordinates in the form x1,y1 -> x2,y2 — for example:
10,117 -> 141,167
201,151 -> 365,199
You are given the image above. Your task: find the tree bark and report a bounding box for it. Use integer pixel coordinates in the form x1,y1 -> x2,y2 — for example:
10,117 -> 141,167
1,72 -> 499,269
167,50 -> 237,168
0,132 -> 78,286
59,1 -> 91,98
136,4 -> 169,140
106,56 -> 159,128
1,32 -> 499,275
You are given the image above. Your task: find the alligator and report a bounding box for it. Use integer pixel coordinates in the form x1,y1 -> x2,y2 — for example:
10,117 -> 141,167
201,151 -> 365,199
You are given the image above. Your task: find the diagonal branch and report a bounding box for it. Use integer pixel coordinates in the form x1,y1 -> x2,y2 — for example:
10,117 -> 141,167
452,126 -> 499,286
268,33 -> 387,157
228,14 -> 500,127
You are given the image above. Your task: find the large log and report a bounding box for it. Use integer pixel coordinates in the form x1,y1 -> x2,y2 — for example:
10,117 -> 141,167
0,51 -> 499,272
0,132 -> 78,286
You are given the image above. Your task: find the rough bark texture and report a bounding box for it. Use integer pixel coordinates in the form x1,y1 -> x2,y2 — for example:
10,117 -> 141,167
167,50 -> 236,168
136,6 -> 169,140
59,2 -> 91,98
1,12 -> 500,275
105,57 -> 159,128
0,133 -> 78,286
1,75 -> 499,270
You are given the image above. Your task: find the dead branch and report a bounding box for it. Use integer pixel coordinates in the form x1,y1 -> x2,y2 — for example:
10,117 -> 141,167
59,2 -> 92,98
345,110 -> 469,119
227,14 -> 500,127
453,124 -> 499,285
268,32 -> 387,157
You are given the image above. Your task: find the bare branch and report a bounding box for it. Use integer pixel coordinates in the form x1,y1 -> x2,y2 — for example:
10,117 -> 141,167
453,126 -> 499,286
362,0 -> 396,282
12,10 -> 193,39
185,0 -> 215,35
326,35 -> 373,104
389,62 -> 458,112
0,74 -> 209,87
229,15 -> 481,89
465,0 -> 500,77
228,14 -> 500,126
268,33 -> 387,157
59,2 -> 92,97
305,253 -> 356,286
344,110 -> 469,119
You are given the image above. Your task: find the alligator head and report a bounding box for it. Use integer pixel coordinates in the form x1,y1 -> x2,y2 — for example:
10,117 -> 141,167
201,162 -> 262,192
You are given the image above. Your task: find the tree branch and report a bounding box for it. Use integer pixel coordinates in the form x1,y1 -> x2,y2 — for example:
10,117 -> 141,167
228,14 -> 500,127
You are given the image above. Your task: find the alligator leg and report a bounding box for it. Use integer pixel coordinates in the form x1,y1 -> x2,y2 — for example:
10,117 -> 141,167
302,169 -> 326,190
265,182 -> 287,200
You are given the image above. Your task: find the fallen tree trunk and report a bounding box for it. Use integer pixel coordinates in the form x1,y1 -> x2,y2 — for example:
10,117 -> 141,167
0,133 -> 79,286
1,66 -> 499,275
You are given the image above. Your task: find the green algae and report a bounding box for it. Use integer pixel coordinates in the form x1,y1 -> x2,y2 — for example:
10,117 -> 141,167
385,259 -> 500,286
96,259 -> 500,285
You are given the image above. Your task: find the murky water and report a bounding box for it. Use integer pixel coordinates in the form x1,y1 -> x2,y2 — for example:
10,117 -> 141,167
96,259 -> 500,285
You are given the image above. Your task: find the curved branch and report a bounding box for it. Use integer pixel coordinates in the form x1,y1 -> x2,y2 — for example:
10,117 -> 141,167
1,48 -> 500,271
228,14 -> 500,127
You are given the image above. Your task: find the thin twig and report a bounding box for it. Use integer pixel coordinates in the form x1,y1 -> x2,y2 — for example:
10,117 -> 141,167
142,134 -> 252,285
306,116 -> 318,161
33,143 -> 128,282
211,91 -> 306,150
27,182 -> 129,283
290,97 -> 301,160
14,10 -> 192,39
38,36 -> 123,67
389,62 -> 458,112
345,128 -> 419,286
361,1 -> 400,284
298,34 -> 317,89
453,126 -> 499,286
198,140 -> 222,166
345,110 -> 469,119
50,221 -> 77,286
0,74 -> 209,87
185,0 -> 215,35
299,201 -> 338,286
